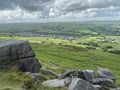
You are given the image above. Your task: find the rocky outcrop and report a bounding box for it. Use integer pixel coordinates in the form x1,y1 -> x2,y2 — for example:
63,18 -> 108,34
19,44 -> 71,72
41,68 -> 117,90
0,40 -> 41,73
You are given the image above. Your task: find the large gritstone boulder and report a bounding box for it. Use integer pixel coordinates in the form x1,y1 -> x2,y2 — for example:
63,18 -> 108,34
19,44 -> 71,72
0,40 -> 41,73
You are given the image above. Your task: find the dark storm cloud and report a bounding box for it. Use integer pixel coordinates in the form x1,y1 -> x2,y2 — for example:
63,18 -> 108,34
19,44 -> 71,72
0,0 -> 52,11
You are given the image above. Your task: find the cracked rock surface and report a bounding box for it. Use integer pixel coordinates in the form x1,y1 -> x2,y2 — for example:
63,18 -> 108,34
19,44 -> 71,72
0,40 -> 41,73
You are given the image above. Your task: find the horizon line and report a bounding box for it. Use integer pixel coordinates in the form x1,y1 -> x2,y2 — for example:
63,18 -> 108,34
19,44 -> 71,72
0,17 -> 120,23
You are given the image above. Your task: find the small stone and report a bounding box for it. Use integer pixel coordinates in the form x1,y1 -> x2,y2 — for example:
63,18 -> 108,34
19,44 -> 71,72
41,68 -> 59,77
62,70 -> 76,78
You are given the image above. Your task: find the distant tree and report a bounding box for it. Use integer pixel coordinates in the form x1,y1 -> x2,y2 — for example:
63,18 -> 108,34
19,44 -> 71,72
105,45 -> 113,49
88,41 -> 99,47
109,50 -> 120,55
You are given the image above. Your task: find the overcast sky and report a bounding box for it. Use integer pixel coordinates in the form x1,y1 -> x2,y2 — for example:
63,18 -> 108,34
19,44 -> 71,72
0,0 -> 120,21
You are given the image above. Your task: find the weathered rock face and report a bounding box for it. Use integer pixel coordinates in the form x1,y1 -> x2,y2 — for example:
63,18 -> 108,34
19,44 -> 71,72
69,78 -> 102,90
78,70 -> 95,82
92,78 -> 114,88
98,68 -> 116,81
0,40 -> 41,73
18,57 -> 41,73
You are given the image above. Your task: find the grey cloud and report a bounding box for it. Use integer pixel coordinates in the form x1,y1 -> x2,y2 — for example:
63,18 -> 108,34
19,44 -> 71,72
53,0 -> 120,12
17,0 -> 53,11
0,0 -> 120,19
0,0 -> 16,10
49,0 -> 120,18
0,0 -> 53,11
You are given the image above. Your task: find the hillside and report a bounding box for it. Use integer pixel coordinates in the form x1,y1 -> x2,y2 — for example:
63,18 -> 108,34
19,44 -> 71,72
0,21 -> 120,37
0,21 -> 120,90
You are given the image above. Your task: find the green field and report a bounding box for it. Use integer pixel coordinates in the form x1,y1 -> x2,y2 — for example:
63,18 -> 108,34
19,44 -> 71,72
0,21 -> 120,37
0,22 -> 120,90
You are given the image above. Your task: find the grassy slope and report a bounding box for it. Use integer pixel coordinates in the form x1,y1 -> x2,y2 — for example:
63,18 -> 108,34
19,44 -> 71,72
0,36 -> 120,90
31,43 -> 120,83
1,43 -> 120,90
0,37 -> 120,77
